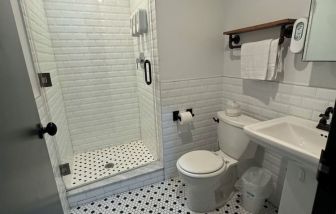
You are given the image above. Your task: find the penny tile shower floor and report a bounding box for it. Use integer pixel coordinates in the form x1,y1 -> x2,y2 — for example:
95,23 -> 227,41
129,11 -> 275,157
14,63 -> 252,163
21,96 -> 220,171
70,141 -> 155,188
70,177 -> 278,214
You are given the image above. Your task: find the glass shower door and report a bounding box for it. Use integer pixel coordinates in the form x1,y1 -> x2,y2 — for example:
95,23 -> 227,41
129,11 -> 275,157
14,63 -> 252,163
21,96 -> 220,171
20,0 -> 159,189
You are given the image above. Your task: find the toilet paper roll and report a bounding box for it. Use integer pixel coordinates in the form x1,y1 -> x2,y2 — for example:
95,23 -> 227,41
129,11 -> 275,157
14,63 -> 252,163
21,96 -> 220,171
178,111 -> 193,125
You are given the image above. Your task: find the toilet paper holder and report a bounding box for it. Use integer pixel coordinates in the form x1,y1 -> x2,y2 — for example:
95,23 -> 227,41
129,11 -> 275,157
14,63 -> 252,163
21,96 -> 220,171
173,109 -> 195,121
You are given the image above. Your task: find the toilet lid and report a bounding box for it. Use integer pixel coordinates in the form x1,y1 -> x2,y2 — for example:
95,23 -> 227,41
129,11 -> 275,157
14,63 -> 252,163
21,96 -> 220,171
178,150 -> 224,174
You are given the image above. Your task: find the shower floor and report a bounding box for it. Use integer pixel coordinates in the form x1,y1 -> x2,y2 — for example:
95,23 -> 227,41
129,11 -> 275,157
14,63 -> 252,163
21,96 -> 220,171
69,140 -> 155,188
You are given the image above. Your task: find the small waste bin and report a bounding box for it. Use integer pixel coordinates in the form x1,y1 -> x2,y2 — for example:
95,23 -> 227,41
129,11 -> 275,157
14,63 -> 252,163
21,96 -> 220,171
235,167 -> 273,213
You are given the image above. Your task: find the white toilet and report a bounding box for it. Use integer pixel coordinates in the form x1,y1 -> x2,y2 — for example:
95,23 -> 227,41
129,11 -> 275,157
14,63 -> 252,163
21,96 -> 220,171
176,111 -> 259,212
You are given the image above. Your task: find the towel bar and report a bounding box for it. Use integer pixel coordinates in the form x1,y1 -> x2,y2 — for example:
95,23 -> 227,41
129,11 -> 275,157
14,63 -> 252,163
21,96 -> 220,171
224,19 -> 296,49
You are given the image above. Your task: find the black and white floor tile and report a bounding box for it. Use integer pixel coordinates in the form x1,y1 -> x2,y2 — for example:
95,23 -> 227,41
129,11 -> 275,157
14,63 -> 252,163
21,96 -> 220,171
70,141 -> 155,187
70,177 -> 278,214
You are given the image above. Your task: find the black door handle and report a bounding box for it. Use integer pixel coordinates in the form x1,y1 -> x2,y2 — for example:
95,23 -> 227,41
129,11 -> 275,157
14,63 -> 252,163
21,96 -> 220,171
38,122 -> 57,139
144,60 -> 152,85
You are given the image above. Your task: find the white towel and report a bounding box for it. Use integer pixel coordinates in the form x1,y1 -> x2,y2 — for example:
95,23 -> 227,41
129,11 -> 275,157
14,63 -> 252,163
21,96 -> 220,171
273,45 -> 283,80
241,39 -> 272,80
267,39 -> 283,81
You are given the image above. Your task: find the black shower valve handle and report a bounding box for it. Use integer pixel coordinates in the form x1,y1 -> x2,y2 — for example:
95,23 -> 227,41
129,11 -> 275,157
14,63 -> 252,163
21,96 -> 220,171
213,117 -> 219,123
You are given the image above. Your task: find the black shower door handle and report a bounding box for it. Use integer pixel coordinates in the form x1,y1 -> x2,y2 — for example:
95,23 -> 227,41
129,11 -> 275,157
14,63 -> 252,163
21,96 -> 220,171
144,60 -> 152,85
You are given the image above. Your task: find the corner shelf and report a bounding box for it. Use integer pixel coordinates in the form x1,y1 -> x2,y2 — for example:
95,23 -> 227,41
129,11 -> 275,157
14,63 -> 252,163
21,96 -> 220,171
223,19 -> 297,49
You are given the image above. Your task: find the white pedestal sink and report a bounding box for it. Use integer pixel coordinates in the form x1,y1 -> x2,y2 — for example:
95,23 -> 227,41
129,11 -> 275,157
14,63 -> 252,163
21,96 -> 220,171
243,116 -> 328,214
244,116 -> 328,168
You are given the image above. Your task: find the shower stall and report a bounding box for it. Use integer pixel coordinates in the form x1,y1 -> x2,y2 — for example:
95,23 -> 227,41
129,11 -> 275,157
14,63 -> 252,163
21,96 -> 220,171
19,0 -> 160,190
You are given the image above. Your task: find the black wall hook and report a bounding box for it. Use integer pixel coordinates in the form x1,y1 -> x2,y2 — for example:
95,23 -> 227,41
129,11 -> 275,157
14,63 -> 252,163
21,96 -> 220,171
173,109 -> 195,121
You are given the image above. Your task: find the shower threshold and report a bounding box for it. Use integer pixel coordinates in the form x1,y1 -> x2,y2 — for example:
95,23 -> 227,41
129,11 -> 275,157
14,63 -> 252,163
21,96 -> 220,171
64,140 -> 155,189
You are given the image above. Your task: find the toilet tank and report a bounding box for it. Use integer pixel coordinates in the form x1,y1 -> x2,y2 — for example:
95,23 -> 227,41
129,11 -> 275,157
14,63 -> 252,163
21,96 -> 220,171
217,111 -> 259,160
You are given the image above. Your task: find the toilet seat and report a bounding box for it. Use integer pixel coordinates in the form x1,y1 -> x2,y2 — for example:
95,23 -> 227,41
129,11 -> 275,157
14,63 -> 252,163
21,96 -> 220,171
177,150 -> 227,178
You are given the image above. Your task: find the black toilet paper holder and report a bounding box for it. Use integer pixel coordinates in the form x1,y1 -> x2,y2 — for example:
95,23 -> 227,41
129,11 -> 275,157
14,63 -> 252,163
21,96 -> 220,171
173,109 -> 195,121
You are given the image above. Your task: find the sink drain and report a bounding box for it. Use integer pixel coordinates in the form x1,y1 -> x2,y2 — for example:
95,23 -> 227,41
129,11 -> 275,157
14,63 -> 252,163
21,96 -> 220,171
104,163 -> 115,169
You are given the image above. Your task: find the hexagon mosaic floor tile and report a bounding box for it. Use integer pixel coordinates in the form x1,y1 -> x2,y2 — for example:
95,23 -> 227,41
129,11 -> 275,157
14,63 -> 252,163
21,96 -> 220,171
70,177 -> 278,214
70,141 -> 155,188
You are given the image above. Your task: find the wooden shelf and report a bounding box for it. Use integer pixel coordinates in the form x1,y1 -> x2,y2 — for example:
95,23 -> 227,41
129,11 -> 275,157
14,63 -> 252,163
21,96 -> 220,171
223,19 -> 296,35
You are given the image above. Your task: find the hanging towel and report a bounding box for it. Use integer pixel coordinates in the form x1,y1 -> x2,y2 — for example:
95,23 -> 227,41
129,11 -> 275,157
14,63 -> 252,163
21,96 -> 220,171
267,39 -> 283,81
241,39 -> 272,80
273,45 -> 284,80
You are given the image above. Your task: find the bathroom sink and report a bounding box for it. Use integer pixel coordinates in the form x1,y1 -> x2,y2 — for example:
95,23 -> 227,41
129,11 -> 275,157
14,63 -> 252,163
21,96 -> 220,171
244,116 -> 328,166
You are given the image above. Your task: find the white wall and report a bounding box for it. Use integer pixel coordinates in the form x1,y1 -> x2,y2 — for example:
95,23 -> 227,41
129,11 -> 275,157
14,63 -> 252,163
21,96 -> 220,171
221,0 -> 336,206
223,0 -> 312,85
44,0 -> 141,152
156,0 -> 225,81
222,0 -> 310,30
154,0 -> 226,178
222,0 -> 336,88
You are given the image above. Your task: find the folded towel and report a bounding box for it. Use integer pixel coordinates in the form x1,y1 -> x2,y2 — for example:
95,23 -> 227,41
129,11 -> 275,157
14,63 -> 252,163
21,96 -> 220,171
267,39 -> 283,81
241,39 -> 272,80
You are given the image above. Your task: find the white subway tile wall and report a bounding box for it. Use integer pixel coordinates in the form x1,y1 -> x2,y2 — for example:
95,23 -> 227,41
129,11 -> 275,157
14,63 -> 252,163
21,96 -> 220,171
147,0 -> 164,163
20,0 -> 73,212
222,77 -> 336,121
43,0 -> 141,152
160,77 -> 223,178
21,0 -> 74,166
131,0 -> 158,160
21,0 -> 163,209
221,76 -> 336,205
66,0 -> 164,206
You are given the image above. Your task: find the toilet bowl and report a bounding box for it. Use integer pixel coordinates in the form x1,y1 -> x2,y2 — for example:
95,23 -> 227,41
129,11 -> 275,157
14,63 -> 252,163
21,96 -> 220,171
177,150 -> 238,212
176,112 -> 259,212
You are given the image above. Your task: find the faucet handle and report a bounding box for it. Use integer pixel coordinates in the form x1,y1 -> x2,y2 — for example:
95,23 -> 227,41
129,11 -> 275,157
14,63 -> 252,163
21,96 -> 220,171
319,115 -> 328,123
317,107 -> 334,131
317,115 -> 330,131
321,107 -> 334,119
319,113 -> 327,118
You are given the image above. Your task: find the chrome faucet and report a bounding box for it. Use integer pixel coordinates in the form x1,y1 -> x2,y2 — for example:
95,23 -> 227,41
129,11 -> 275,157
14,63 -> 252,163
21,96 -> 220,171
317,107 -> 334,131
136,52 -> 146,69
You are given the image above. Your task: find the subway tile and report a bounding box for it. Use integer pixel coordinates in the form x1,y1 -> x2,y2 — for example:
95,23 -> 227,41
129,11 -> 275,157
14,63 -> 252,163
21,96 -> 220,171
301,97 -> 330,112
316,88 -> 336,101
161,77 -> 221,180
222,76 -> 336,202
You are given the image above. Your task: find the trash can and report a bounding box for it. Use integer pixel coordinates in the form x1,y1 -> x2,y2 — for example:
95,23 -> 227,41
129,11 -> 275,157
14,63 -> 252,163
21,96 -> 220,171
235,167 -> 273,213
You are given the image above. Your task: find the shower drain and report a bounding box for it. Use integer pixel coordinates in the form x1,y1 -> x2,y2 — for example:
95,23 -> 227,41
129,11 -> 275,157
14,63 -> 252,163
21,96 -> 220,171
104,163 -> 115,169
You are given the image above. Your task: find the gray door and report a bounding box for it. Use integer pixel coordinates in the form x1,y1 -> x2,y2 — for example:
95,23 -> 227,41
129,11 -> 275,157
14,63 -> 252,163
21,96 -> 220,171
0,1 -> 63,214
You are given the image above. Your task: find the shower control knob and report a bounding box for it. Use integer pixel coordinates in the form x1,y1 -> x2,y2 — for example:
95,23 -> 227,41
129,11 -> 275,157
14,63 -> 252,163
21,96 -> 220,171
38,122 -> 57,139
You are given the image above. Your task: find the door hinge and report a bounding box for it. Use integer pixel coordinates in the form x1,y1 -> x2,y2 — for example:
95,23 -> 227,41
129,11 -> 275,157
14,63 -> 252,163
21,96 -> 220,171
38,73 -> 52,87
59,163 -> 71,176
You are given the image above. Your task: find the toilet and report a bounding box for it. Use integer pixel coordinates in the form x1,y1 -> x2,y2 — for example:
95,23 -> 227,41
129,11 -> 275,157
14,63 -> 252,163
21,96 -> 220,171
176,111 -> 260,212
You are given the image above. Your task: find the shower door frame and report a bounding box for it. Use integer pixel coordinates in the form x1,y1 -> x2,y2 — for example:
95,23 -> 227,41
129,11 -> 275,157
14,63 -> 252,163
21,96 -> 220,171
14,0 -> 162,190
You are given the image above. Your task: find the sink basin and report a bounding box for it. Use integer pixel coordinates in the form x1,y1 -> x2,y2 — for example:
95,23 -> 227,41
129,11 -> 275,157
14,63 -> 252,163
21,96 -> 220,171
244,116 -> 328,167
